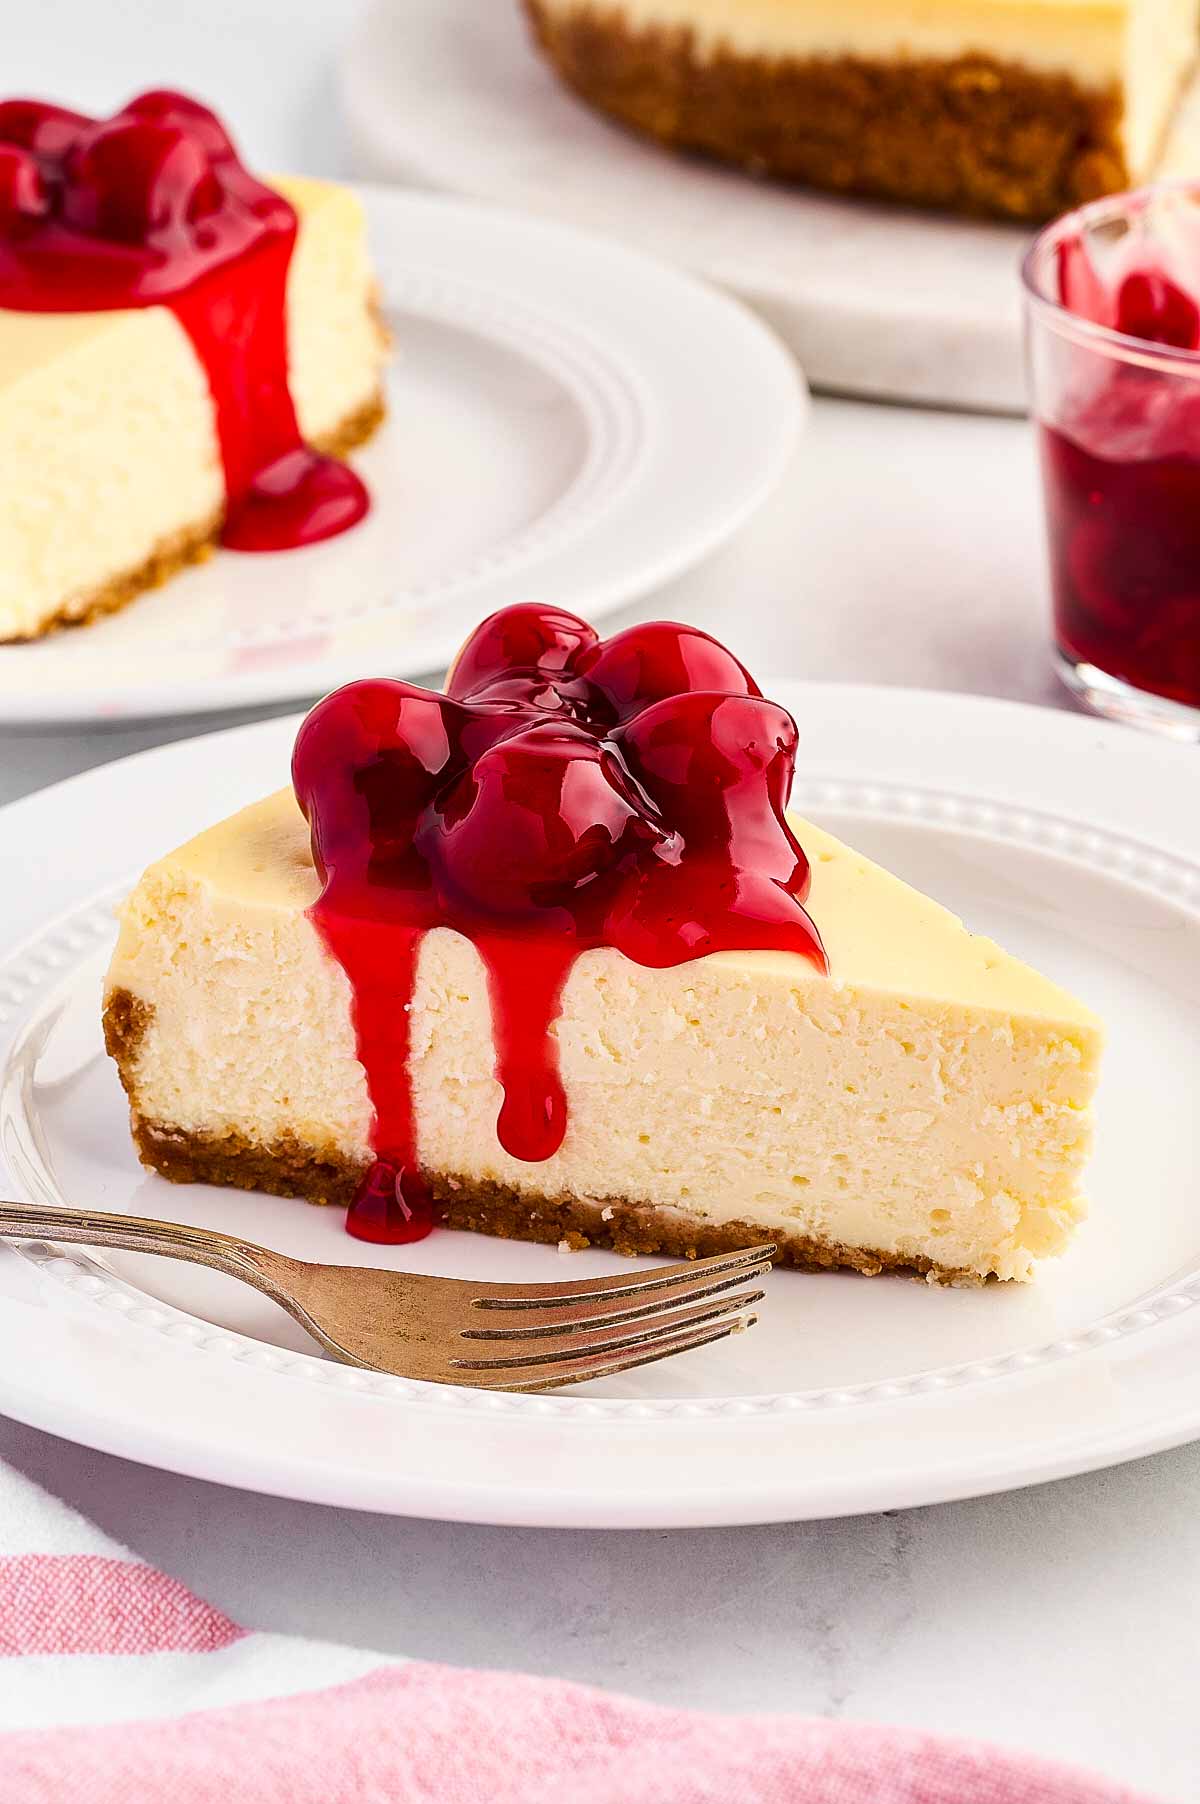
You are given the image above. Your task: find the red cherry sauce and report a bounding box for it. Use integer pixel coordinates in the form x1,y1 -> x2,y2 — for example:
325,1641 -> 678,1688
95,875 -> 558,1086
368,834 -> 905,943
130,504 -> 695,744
292,606 -> 827,1243
0,91 -> 367,551
1041,236 -> 1200,708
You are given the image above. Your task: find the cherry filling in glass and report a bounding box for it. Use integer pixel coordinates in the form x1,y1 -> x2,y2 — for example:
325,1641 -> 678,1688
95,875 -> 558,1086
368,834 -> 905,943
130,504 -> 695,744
292,606 -> 827,1244
0,89 -> 368,549
1039,222 -> 1200,711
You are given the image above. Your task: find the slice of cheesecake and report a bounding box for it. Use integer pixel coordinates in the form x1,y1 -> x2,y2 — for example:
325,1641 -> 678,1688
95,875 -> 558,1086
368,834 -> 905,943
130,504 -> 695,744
523,0 -> 1199,221
0,92 -> 389,642
104,608 -> 1102,1284
105,789 -> 1100,1284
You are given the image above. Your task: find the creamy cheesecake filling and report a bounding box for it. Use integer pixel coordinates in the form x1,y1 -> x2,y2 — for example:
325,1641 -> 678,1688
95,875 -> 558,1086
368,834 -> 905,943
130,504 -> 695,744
0,306 -> 225,642
106,789 -> 1101,1283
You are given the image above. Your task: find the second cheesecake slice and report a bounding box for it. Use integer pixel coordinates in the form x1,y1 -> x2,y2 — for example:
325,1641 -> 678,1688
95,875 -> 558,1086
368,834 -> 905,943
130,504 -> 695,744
0,90 -> 390,642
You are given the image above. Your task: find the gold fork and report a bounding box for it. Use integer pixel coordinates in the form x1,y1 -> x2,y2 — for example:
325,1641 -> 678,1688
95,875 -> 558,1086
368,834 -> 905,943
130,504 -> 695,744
0,1200 -> 773,1391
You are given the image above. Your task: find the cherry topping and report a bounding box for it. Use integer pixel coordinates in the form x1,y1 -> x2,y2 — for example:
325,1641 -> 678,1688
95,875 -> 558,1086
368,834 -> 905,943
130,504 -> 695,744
63,118 -> 221,243
0,89 -> 372,554
425,721 -> 665,918
294,605 -> 826,1244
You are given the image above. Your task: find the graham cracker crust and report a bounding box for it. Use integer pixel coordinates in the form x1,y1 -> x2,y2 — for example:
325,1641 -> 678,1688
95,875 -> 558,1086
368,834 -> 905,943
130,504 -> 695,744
523,0 -> 1129,221
2,387 -> 387,646
103,986 -> 980,1285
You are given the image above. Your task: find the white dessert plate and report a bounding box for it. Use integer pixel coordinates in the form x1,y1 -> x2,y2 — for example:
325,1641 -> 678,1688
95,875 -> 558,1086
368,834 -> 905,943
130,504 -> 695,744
341,0 -> 1200,413
0,683 -> 1198,1527
0,187 -> 801,728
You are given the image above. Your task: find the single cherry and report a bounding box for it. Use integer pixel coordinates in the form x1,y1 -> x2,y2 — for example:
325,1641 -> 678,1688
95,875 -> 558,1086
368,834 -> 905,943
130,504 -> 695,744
425,722 -> 656,917
63,117 -> 220,242
124,90 -> 238,163
619,692 -> 797,839
610,692 -> 816,964
1115,270 -> 1200,351
577,620 -> 759,723
447,603 -> 599,700
293,679 -> 466,883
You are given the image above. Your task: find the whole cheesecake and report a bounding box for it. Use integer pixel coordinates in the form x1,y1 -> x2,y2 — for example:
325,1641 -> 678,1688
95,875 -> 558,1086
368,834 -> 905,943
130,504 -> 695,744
523,0 -> 1200,220
104,607 -> 1103,1284
0,91 -> 390,642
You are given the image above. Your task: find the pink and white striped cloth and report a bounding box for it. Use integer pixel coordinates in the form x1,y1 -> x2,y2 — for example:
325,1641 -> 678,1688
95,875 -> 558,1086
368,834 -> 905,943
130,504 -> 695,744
0,1456 -> 1161,1804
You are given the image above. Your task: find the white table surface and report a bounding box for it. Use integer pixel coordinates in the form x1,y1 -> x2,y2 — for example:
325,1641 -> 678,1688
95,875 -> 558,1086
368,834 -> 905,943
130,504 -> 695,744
3,7 -> 1196,1799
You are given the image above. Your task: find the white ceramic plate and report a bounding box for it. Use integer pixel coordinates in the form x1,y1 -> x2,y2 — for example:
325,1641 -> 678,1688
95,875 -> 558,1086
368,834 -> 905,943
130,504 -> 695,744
1,684 -> 1198,1526
0,187 -> 802,728
341,0 -> 1034,412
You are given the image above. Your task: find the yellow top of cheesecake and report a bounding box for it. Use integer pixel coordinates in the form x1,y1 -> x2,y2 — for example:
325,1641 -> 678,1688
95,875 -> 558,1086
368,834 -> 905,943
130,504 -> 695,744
160,786 -> 1099,1028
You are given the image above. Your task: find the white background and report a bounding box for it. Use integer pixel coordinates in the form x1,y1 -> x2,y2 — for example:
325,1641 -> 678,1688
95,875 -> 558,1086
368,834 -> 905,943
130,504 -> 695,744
1,5 -> 1195,1798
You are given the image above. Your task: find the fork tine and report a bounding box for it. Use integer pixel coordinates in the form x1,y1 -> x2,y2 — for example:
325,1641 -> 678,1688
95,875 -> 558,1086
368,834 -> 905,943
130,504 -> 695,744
452,1287 -> 765,1369
465,1314 -> 760,1392
470,1243 -> 777,1311
459,1264 -> 771,1340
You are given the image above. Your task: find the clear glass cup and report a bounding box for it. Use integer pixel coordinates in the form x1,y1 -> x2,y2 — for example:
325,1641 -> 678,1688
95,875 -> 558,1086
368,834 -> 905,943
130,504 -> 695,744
1024,185 -> 1200,740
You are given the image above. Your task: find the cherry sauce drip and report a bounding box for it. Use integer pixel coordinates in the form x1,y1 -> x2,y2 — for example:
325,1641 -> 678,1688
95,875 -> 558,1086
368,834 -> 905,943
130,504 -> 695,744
0,90 -> 368,550
293,606 -> 827,1244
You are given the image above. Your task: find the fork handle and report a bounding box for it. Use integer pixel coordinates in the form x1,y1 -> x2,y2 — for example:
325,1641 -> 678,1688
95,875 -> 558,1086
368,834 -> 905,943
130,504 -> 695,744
0,1198 -> 296,1295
